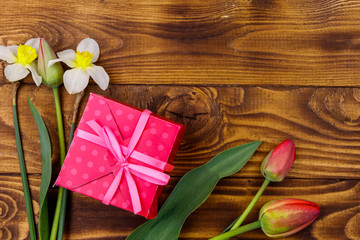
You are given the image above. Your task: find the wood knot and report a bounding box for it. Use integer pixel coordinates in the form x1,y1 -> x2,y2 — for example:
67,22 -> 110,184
0,201 -> 8,219
345,212 -> 360,239
0,194 -> 18,224
0,194 -> 16,240
0,226 -> 12,240
109,86 -> 220,144
157,87 -> 220,143
309,88 -> 360,130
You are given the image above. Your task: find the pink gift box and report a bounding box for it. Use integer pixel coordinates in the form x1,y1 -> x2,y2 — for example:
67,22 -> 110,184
55,93 -> 185,219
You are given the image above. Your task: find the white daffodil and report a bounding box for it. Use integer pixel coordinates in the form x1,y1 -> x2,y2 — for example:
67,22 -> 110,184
49,38 -> 109,94
0,38 -> 42,86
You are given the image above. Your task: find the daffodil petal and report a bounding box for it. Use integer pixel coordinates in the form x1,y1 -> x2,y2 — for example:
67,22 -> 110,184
25,38 -> 40,52
4,63 -> 29,82
63,68 -> 89,94
76,38 -> 99,63
86,65 -> 109,90
7,45 -> 19,55
0,45 -> 17,63
25,62 -> 42,86
48,58 -> 62,67
56,49 -> 76,68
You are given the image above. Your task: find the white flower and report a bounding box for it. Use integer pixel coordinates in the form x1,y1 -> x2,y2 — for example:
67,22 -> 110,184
0,38 -> 42,86
49,38 -> 109,94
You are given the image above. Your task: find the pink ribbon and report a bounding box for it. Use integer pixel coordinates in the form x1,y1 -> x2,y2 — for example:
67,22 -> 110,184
75,110 -> 171,214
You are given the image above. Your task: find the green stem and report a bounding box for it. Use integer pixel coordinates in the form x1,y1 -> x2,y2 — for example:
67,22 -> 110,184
50,87 -> 66,240
210,221 -> 261,240
57,123 -> 75,240
12,82 -> 37,240
58,90 -> 84,240
52,87 -> 66,164
57,188 -> 67,240
230,178 -> 270,231
68,122 -> 76,144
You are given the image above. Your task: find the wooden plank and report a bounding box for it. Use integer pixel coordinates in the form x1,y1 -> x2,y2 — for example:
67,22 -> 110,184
1,175 -> 358,239
1,84 -> 360,179
1,0 -> 360,86
0,1 -> 359,239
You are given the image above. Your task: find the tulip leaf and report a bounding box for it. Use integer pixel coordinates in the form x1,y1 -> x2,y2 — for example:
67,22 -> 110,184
28,98 -> 52,240
127,140 -> 262,240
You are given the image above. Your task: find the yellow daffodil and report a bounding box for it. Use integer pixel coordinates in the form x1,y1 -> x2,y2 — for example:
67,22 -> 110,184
49,38 -> 109,94
0,38 -> 42,85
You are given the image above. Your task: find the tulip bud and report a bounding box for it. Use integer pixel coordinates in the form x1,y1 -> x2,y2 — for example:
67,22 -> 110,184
260,139 -> 296,182
259,199 -> 320,238
37,38 -> 63,87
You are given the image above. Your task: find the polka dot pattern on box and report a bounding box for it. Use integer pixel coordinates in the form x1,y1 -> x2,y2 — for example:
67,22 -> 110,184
92,150 -> 98,156
71,169 -> 77,175
54,93 -> 185,219
94,110 -> 101,116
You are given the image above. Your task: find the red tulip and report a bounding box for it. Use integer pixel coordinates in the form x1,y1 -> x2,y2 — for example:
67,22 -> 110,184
260,139 -> 296,182
259,199 -> 320,238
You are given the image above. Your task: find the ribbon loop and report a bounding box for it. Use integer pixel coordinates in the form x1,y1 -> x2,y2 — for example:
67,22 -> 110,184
126,110 -> 151,159
103,126 -> 125,163
75,109 -> 171,214
102,168 -> 123,205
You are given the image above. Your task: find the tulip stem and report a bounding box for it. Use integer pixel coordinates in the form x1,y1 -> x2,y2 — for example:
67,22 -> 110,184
210,221 -> 261,240
50,87 -> 67,240
12,82 -> 37,240
57,90 -> 84,240
229,178 -> 270,231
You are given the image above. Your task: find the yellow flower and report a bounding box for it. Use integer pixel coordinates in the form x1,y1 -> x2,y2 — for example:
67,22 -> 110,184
75,51 -> 94,69
17,44 -> 38,66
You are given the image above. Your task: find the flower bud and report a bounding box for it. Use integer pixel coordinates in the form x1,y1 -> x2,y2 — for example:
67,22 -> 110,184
259,199 -> 320,238
260,139 -> 296,182
37,38 -> 63,87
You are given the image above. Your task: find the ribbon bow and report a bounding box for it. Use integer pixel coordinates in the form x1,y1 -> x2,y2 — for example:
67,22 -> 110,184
76,110 -> 171,213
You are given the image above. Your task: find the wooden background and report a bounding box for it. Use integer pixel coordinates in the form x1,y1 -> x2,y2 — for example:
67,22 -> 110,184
1,0 -> 360,239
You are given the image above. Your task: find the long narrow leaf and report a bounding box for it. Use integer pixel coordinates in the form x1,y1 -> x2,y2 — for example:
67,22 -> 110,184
28,98 -> 52,240
127,141 -> 262,240
13,103 -> 37,240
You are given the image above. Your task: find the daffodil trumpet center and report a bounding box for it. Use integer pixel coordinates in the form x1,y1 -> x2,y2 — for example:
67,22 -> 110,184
17,44 -> 37,66
75,51 -> 93,69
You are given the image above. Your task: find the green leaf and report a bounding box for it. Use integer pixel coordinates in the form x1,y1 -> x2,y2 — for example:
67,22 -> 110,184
13,103 -> 37,240
28,98 -> 52,240
222,216 -> 240,233
126,140 -> 262,240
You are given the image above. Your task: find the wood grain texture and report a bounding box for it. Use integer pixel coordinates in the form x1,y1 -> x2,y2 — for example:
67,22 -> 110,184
1,176 -> 359,240
1,0 -> 360,85
1,84 -> 360,179
1,0 -> 360,239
